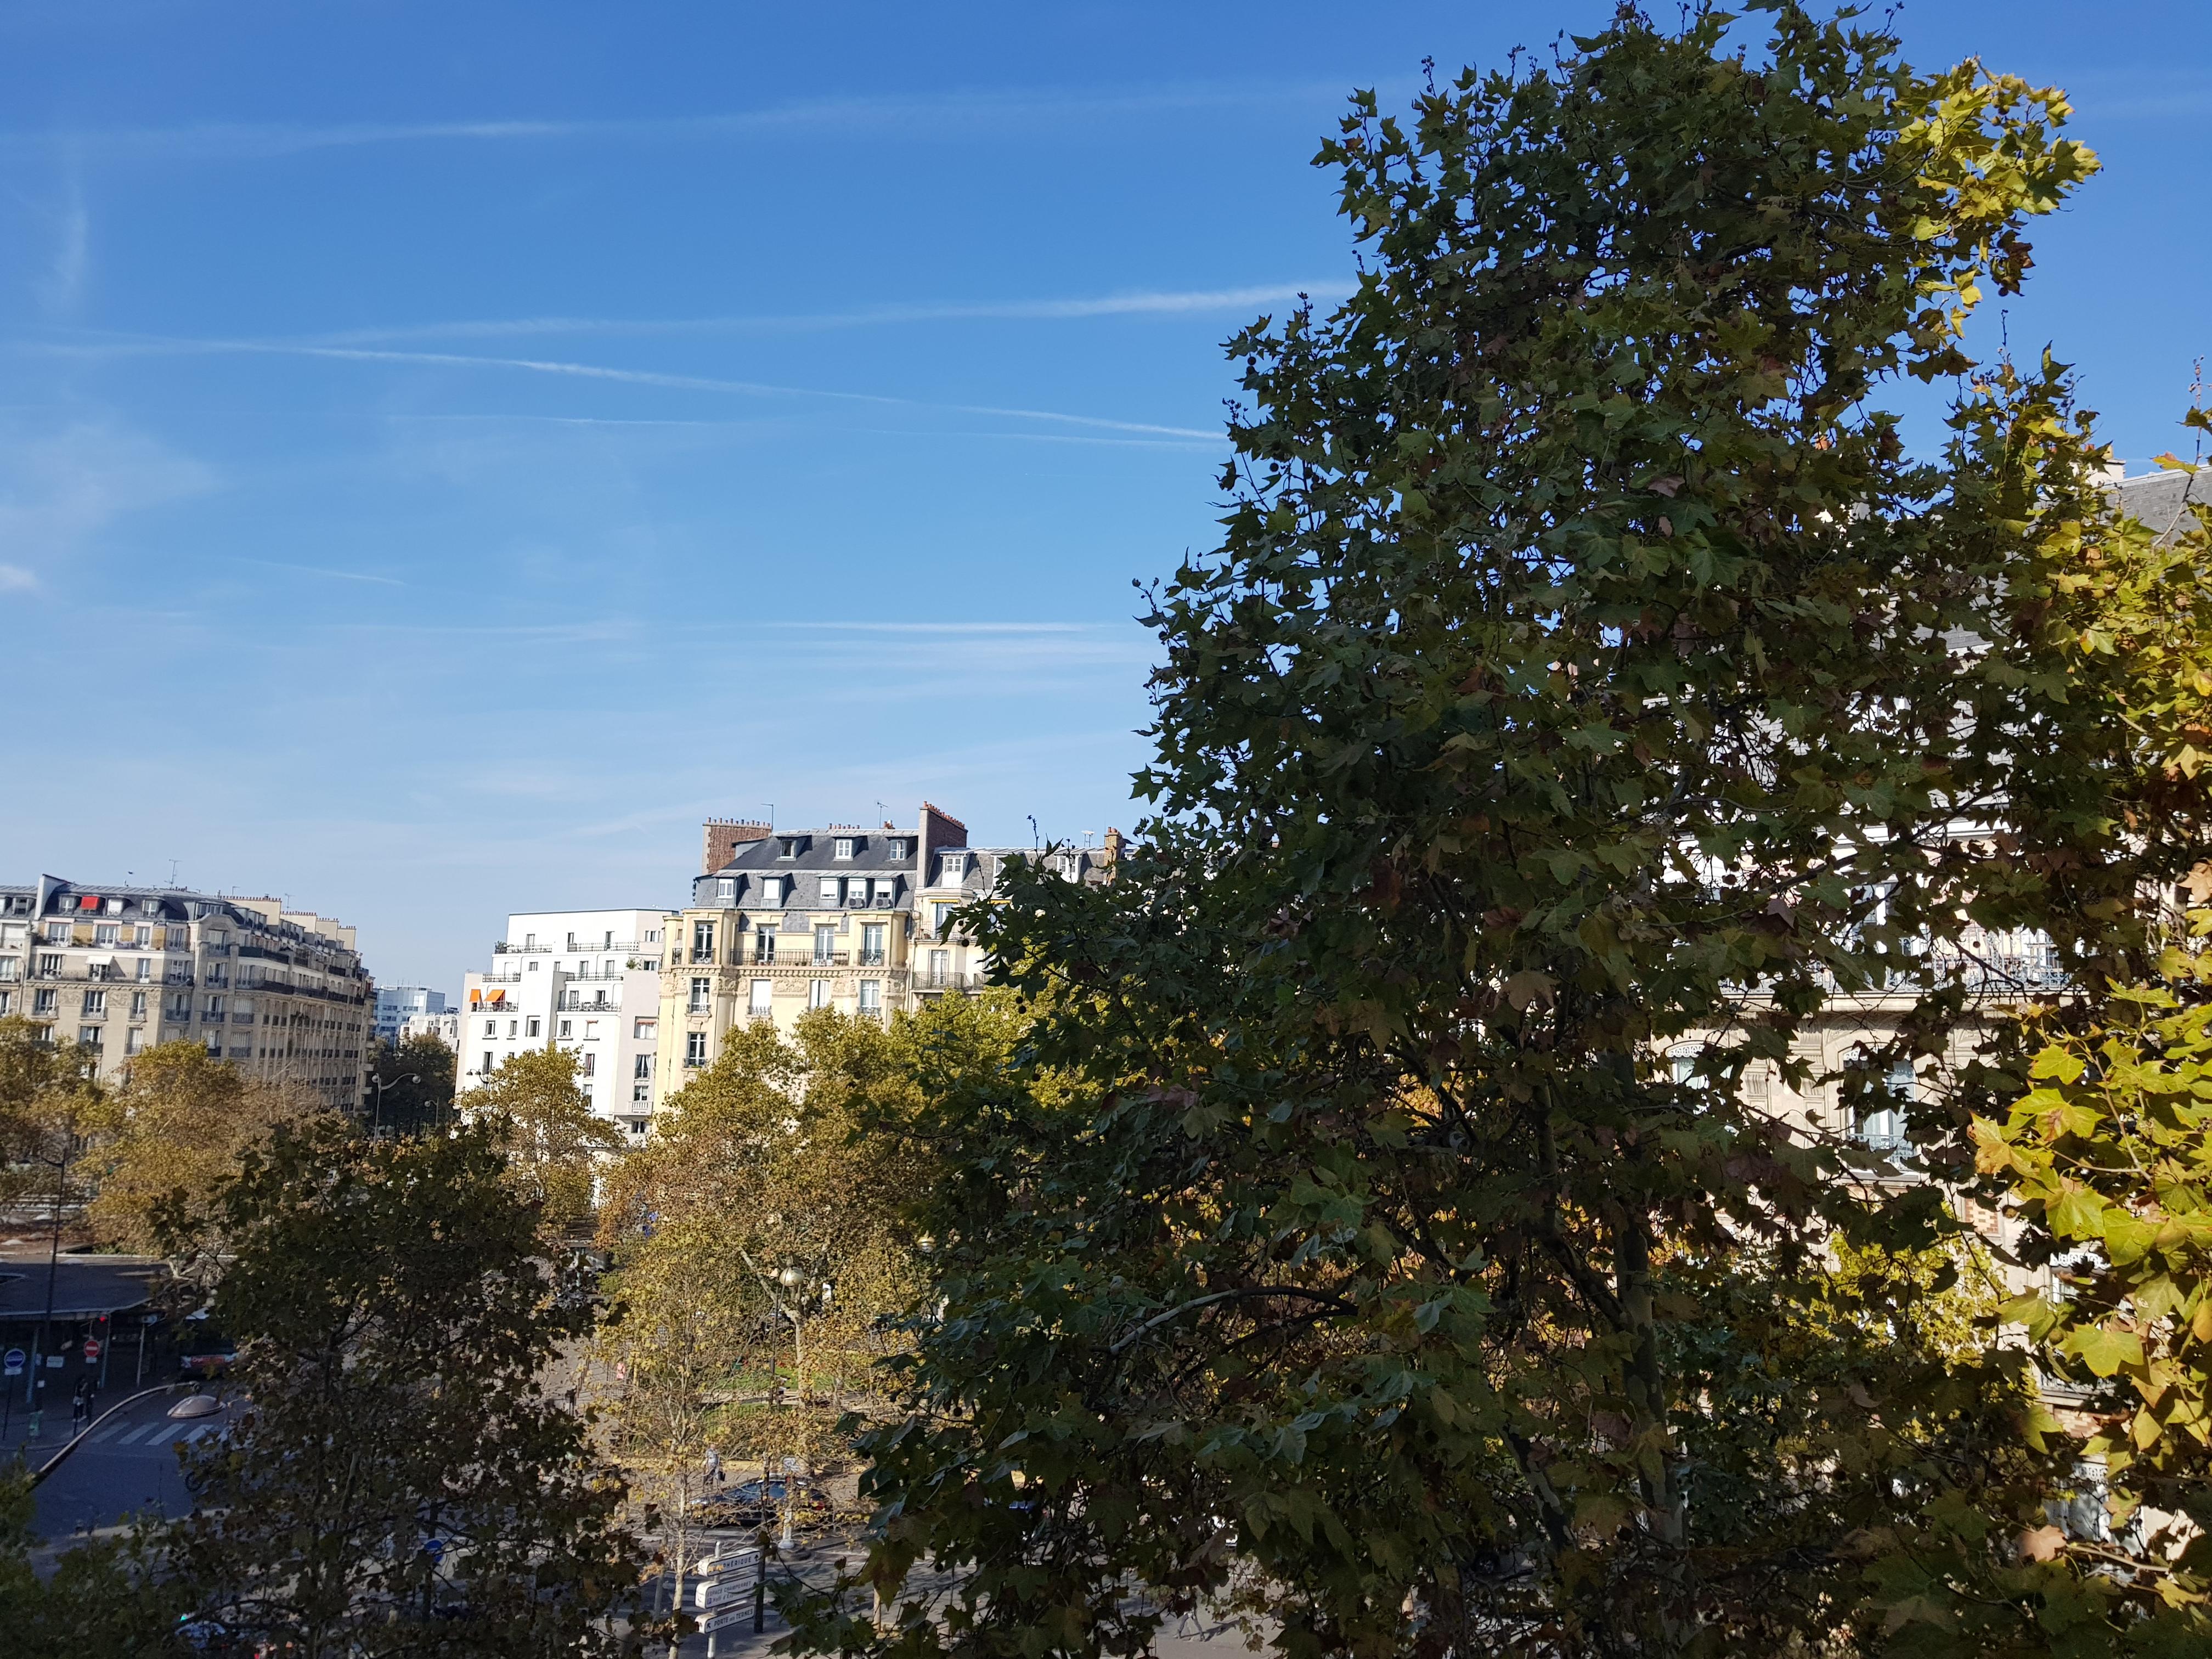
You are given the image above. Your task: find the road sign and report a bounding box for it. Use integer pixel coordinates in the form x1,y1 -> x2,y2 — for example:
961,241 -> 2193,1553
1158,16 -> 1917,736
699,1604 -> 754,1636
82,1338 -> 102,1362
1,1349 -> 21,1378
696,1575 -> 751,1611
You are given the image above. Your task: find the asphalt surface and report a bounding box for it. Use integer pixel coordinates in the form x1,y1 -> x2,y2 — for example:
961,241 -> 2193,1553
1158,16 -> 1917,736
27,1387 -> 242,1542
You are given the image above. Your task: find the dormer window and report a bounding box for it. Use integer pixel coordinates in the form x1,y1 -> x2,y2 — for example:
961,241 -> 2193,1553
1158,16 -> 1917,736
778,837 -> 800,859
939,853 -> 966,885
834,837 -> 856,859
716,878 -> 736,902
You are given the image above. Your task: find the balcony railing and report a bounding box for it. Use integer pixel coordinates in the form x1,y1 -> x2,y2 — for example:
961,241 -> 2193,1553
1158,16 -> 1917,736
914,972 -> 986,992
493,943 -> 552,953
856,951 -> 886,967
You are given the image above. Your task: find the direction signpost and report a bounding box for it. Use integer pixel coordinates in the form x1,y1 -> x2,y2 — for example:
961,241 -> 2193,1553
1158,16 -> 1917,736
690,1548 -> 763,1658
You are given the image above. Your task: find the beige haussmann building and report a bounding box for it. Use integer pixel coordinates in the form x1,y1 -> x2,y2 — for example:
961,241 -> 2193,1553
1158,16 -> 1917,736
651,805 -> 1117,1107
0,875 -> 374,1112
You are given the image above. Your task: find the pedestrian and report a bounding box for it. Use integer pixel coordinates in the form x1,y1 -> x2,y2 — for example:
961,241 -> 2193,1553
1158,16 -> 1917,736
71,1385 -> 87,1432
706,1447 -> 724,1485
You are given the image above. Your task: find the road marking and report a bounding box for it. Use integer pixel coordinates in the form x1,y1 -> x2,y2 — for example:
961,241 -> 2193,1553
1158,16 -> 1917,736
87,1423 -> 126,1443
184,1424 -> 217,1443
114,1423 -> 159,1445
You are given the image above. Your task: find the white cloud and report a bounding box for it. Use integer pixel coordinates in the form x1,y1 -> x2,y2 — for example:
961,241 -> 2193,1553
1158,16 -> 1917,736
32,335 -> 1226,439
0,563 -> 34,590
0,81 -> 1353,163
0,419 -> 215,582
298,283 -> 1355,345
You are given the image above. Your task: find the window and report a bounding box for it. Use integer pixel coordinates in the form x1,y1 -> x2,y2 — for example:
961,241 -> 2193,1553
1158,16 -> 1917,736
526,1016 -> 541,1037
1859,1060 -> 1915,1151
873,879 -> 894,908
205,1035 -> 221,1058
809,978 -> 830,1009
692,920 -> 716,961
44,922 -> 67,943
689,977 -> 712,1014
583,1019 -> 598,1037
136,956 -> 152,981
79,1025 -> 103,1048
645,929 -> 661,944
932,902 -> 954,936
124,1028 -> 143,1056
558,1019 -> 572,1038
129,991 -> 147,1018
82,989 -> 105,1015
38,953 -> 61,976
94,923 -> 119,945
527,958 -> 539,972
579,1052 -> 596,1077
938,853 -> 965,885
484,1019 -> 498,1037
0,958 -> 14,982
634,1017 -> 656,1040
134,925 -> 151,947
928,949 -> 950,985
814,924 -> 836,963
834,837 -> 855,859
206,996 -> 225,1019
634,1053 -> 653,1080
633,1086 -> 651,1106
860,923 -> 886,966
749,979 -> 772,1018
820,876 -> 840,905
887,838 -> 907,859
524,932 -> 538,948
507,1019 -> 518,1039
482,1050 -> 495,1074
1054,854 -> 1081,881
754,933 -> 777,965
757,876 -> 783,907
566,932 -> 578,950
0,991 -> 10,1015
857,980 -> 881,1013
686,1031 -> 709,1066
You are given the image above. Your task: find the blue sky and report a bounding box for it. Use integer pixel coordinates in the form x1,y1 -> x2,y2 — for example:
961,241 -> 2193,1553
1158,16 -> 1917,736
1,1 -> 2206,992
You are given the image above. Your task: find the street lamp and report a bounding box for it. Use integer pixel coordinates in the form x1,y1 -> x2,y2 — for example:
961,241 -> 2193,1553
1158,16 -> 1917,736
366,1071 -> 419,1138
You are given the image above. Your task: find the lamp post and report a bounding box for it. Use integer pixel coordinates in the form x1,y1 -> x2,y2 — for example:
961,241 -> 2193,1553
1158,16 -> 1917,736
366,1070 -> 419,1138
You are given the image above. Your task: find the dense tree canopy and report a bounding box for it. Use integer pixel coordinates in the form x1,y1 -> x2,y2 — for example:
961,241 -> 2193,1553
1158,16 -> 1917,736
161,1120 -> 660,1657
796,8 -> 2212,1657
88,1039 -> 329,1254
461,1045 -> 620,1235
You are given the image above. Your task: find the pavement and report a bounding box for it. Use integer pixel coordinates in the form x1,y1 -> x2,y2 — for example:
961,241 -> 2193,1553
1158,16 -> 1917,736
12,1385 -> 241,1544
648,1539 -> 1262,1658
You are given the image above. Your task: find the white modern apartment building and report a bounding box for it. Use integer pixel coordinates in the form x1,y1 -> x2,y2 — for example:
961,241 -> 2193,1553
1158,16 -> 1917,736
458,908 -> 669,1138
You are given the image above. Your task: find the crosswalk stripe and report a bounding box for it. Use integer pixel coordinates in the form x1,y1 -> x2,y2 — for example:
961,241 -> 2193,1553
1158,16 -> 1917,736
87,1423 -> 125,1443
115,1423 -> 157,1446
184,1424 -> 217,1443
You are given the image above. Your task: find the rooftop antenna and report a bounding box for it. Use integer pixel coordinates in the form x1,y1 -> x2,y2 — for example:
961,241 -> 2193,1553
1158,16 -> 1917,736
761,803 -> 776,830
876,800 -> 887,825
166,859 -> 180,888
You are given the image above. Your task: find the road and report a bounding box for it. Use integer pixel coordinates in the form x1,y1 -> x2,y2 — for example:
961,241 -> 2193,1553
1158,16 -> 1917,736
27,1387 -> 242,1542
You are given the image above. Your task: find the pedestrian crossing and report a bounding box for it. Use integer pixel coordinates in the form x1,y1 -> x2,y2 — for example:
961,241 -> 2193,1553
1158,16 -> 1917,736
84,1418 -> 221,1449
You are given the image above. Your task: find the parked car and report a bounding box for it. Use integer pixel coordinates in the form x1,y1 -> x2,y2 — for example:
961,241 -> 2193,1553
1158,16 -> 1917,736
692,1476 -> 832,1531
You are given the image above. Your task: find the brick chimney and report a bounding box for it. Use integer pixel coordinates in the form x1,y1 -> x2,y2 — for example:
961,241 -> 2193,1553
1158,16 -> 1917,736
703,817 -> 772,874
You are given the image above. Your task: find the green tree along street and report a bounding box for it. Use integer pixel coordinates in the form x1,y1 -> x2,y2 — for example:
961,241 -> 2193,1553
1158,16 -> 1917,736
88,1039 -> 331,1255
788,9 -> 2212,1657
367,1032 -> 460,1139
462,1044 -> 623,1239
159,1120 -> 665,1657
597,1005 -> 986,1480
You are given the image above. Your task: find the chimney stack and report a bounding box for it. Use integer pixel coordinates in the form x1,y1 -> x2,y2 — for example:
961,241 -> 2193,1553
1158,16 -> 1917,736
702,817 -> 772,874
